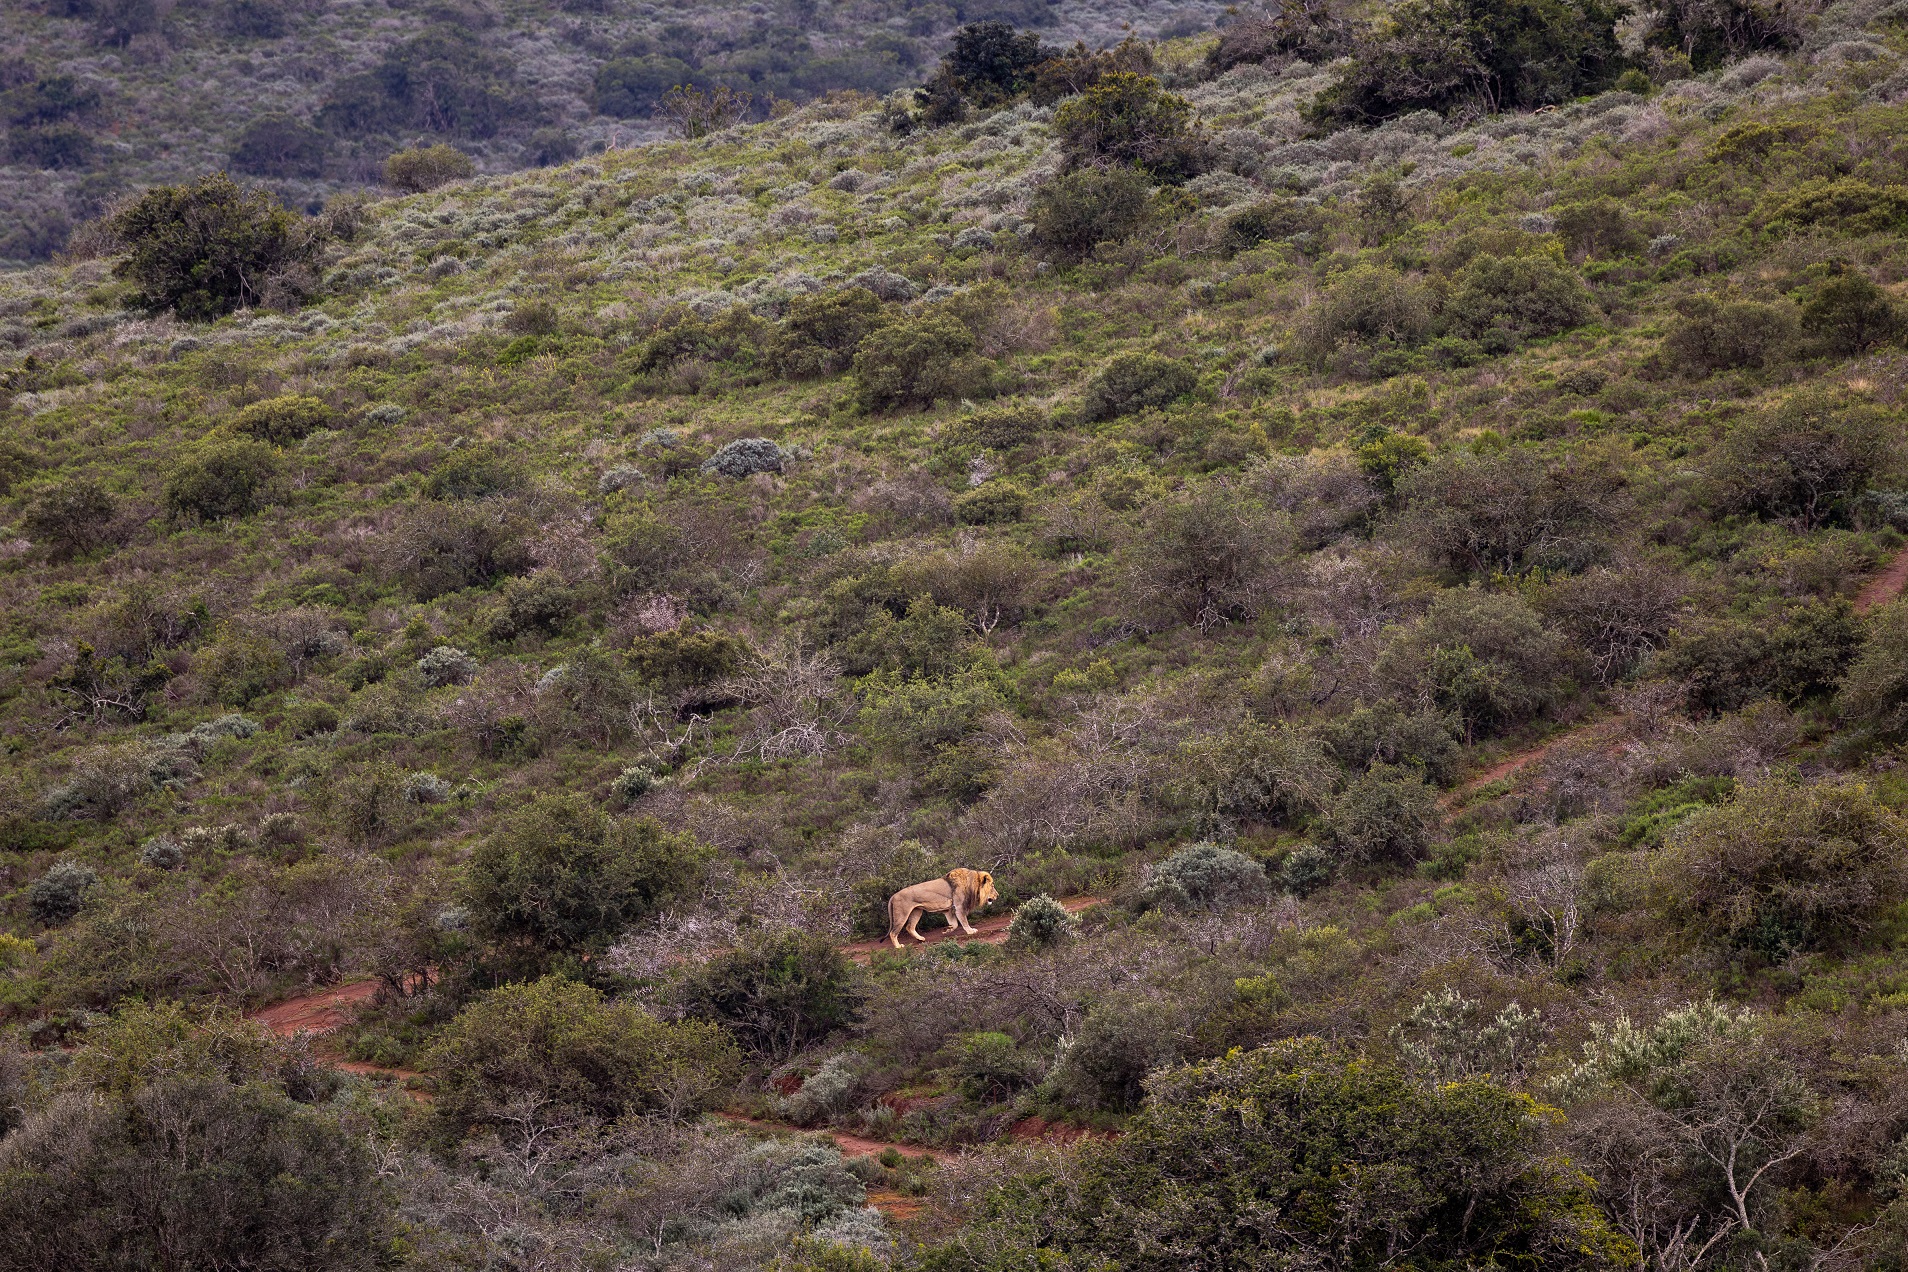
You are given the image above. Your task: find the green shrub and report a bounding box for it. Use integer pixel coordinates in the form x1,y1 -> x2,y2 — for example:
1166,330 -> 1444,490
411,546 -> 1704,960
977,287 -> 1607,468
951,403 -> 1048,449
940,21 -> 1048,105
28,859 -> 98,925
1218,196 -> 1321,254
1081,352 -> 1196,421
463,794 -> 710,977
1051,73 -> 1206,181
229,113 -> 327,178
1763,179 -> 1908,237
1657,0 -> 1804,67
387,501 -> 535,600
953,481 -> 1029,525
230,394 -> 331,444
1309,0 -> 1625,125
426,977 -> 742,1131
771,287 -> 887,378
1800,269 -> 1903,357
967,1039 -> 1630,1269
0,1074 -> 389,1271
1659,604 -> 1863,713
1005,894 -> 1077,950
108,173 -> 322,320
1551,198 -> 1642,259
953,1031 -> 1040,1103
1442,253 -> 1594,343
382,143 -> 476,192
1657,778 -> 1908,957
1664,295 -> 1797,375
1397,446 -> 1623,575
1143,842 -> 1267,911
627,628 -> 744,688
852,310 -> 991,412
1377,589 -> 1565,739
1029,165 -> 1154,262
681,930 -> 863,1060
199,626 -> 293,707
1278,844 -> 1336,896
1327,763 -> 1442,864
1206,5 -> 1352,72
415,644 -> 478,687
1839,601 -> 1908,736
22,477 -> 118,561
593,54 -> 699,118
486,573 -> 577,641
1044,999 -> 1185,1113
1710,390 -> 1897,530
424,444 -> 524,501
163,437 -> 281,522
1302,264 -> 1432,354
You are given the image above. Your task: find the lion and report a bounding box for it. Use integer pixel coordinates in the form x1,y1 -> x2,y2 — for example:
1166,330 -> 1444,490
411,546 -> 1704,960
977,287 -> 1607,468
887,868 -> 998,949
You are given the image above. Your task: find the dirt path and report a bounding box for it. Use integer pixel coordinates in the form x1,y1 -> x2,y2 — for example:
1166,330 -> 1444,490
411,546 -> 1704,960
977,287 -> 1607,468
717,1111 -> 960,1164
1439,715 -> 1630,809
249,981 -> 423,1087
839,895 -> 1106,962
1856,543 -> 1908,613
1440,540 -> 1908,807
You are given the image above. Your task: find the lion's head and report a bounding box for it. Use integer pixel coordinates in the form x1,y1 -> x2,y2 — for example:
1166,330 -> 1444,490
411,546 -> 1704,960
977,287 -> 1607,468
945,868 -> 998,910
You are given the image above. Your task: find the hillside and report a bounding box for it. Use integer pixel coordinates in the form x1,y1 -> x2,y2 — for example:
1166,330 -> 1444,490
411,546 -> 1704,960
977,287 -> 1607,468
0,0 -> 1224,264
5,2 -> 1908,1269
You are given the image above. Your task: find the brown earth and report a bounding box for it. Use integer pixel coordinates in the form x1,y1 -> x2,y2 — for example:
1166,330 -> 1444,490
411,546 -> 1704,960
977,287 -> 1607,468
1856,542 -> 1908,613
1440,543 -> 1908,809
249,980 -> 423,1088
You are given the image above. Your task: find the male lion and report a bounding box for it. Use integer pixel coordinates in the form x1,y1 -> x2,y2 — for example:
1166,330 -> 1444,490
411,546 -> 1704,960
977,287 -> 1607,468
887,868 -> 998,949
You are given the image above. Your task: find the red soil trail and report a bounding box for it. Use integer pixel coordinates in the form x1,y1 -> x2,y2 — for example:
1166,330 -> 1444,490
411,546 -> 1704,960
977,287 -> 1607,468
251,979 -> 380,1037
1439,715 -> 1630,809
717,1112 -> 960,1164
1440,542 -> 1908,807
839,895 -> 1107,963
248,980 -> 423,1086
1856,543 -> 1908,613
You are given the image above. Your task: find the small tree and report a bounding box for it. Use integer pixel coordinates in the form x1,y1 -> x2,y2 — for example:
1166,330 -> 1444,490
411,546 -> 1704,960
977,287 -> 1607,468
463,795 -> 710,977
1711,390 -> 1897,530
1081,352 -> 1196,421
21,478 -> 118,561
681,930 -> 863,1061
1655,778 -> 1908,957
656,84 -> 751,139
163,437 -> 281,522
108,173 -> 323,319
1328,763 -> 1442,864
382,143 -> 475,193
1029,165 -> 1154,262
1839,600 -> 1908,736
1052,73 -> 1206,181
426,977 -> 742,1136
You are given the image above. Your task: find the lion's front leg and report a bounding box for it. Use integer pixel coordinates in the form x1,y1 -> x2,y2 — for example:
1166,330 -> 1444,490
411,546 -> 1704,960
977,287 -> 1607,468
952,899 -> 978,935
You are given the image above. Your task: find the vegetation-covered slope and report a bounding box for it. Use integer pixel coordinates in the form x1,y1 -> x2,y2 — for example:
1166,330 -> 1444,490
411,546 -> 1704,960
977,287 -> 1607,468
5,1 -> 1908,1268
0,0 -> 1226,263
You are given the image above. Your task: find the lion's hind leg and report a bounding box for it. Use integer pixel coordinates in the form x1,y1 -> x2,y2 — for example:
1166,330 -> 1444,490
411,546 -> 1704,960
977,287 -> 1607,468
905,906 -> 932,942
